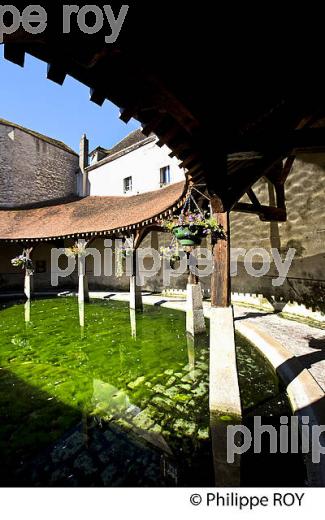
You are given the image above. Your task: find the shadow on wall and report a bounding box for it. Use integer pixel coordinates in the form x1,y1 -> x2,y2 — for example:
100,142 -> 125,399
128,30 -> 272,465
232,256 -> 325,315
231,155 -> 325,315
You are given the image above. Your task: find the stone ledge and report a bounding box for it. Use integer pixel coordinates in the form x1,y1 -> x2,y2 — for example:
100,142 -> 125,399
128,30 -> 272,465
235,319 -> 325,486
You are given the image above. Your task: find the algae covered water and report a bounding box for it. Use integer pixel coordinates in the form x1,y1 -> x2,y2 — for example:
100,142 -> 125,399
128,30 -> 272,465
0,298 -> 297,486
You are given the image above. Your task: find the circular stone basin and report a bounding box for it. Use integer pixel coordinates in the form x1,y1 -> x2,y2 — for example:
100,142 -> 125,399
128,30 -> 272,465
0,298 -> 305,486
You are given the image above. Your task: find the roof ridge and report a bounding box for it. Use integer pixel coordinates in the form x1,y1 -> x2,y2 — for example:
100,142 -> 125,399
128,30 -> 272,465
0,117 -> 78,156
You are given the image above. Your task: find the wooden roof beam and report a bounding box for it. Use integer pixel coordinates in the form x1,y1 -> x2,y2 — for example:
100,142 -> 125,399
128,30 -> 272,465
119,106 -> 138,123
234,203 -> 287,221
47,63 -> 66,85
4,43 -> 25,67
141,113 -> 166,137
156,126 -> 182,148
89,88 -> 106,106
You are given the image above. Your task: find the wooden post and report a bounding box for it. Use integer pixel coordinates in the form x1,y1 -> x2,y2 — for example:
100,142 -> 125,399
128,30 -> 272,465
209,196 -> 242,417
210,209 -> 230,307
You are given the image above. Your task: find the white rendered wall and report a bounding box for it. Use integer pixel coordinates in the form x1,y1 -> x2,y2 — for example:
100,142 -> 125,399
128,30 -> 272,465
88,140 -> 185,196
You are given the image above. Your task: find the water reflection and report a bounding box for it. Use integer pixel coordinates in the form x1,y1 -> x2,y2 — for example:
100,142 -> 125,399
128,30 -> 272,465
24,300 -> 31,325
78,302 -> 85,339
186,333 -> 208,381
130,308 -> 137,338
186,333 -> 196,380
210,412 -> 241,486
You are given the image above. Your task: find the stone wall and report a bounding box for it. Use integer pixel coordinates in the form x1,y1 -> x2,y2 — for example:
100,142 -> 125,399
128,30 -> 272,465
230,153 -> 325,315
0,122 -> 79,208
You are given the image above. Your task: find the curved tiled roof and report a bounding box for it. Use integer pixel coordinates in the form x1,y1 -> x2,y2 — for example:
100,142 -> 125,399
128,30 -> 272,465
0,182 -> 186,242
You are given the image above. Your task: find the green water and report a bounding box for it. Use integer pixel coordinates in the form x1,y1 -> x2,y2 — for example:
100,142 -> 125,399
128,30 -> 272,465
0,298 -> 287,486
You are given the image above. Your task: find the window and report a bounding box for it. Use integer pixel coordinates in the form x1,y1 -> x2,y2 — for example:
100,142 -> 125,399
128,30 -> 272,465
160,166 -> 171,186
123,176 -> 132,193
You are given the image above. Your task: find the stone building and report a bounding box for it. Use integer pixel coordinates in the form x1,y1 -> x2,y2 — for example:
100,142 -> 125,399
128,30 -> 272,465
0,118 -> 79,208
0,118 -> 324,322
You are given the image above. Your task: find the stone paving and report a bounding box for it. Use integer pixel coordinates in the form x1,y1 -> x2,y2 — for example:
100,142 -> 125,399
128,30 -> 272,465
234,306 -> 325,392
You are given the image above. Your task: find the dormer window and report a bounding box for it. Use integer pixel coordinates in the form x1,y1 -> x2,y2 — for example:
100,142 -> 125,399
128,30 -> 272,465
123,176 -> 132,193
160,166 -> 171,187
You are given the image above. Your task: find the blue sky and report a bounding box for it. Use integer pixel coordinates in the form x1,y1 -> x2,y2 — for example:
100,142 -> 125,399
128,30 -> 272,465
0,46 -> 139,153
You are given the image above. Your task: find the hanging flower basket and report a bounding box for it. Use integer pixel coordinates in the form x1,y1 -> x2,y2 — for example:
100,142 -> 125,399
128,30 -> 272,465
160,210 -> 226,246
172,225 -> 205,246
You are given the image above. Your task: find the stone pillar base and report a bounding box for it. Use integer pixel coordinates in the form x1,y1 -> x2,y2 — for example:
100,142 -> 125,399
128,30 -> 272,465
209,306 -> 242,417
130,275 -> 143,311
78,275 -> 89,303
186,283 -> 206,336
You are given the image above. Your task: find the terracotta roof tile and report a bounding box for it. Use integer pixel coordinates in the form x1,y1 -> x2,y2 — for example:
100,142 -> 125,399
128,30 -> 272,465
0,182 -> 186,241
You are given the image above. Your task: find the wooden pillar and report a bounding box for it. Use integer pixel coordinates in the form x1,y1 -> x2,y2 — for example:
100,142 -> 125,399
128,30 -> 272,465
211,210 -> 230,307
209,196 -> 241,417
78,240 -> 89,303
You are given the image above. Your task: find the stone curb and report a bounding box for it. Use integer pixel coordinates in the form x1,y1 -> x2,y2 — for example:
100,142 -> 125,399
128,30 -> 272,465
235,320 -> 325,487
